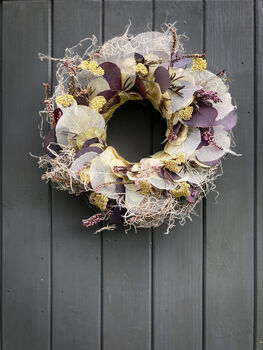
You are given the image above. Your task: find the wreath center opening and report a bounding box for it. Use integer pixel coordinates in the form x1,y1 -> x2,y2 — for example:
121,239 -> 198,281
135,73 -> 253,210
106,100 -> 167,163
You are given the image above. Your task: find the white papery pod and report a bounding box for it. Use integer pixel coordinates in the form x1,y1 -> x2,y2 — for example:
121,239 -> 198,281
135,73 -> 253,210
89,148 -> 118,199
55,104 -> 105,146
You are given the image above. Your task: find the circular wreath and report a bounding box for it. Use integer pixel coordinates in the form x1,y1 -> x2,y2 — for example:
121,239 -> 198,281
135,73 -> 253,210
37,25 -> 238,233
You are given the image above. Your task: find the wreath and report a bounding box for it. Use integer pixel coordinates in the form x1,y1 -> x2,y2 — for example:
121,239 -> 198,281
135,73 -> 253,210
37,24 -> 239,233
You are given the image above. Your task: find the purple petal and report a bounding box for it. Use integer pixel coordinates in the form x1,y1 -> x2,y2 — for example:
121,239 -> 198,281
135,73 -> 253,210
159,167 -> 181,181
109,206 -> 126,225
183,104 -> 218,128
75,95 -> 89,106
186,187 -> 199,203
82,137 -> 103,148
53,108 -> 62,124
154,66 -> 171,93
98,90 -> 116,101
134,76 -> 147,98
43,128 -> 62,158
173,122 -> 183,136
98,90 -> 121,109
134,52 -> 144,63
197,128 -> 214,149
74,146 -> 102,160
215,109 -> 238,130
99,62 -> 122,91
196,157 -> 221,167
116,180 -> 125,195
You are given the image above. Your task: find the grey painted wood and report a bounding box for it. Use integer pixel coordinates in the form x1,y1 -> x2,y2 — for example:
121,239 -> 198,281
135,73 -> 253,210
205,2 -> 254,349
1,1 -> 261,350
2,1 -> 51,349
153,2 -> 204,350
257,1 -> 263,348
102,3 -> 153,350
52,1 -> 102,349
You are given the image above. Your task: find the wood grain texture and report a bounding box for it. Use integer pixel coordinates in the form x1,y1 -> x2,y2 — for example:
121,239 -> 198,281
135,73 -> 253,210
256,2 -> 263,349
205,2 -> 254,349
102,2 -> 153,350
52,1 -> 102,349
2,1 -> 51,349
153,2 -> 204,350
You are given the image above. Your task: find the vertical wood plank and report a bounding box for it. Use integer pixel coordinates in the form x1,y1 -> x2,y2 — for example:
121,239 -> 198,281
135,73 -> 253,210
256,1 -> 263,348
2,1 -> 51,349
52,1 -> 102,349
153,2 -> 204,350
205,2 -> 254,349
102,2 -> 153,349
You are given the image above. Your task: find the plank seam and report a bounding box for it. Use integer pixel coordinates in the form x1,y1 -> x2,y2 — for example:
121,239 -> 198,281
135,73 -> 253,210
101,2 -> 105,350
202,1 -> 206,350
151,4 -> 155,349
0,0 -> 3,349
253,0 -> 258,349
48,0 -> 54,349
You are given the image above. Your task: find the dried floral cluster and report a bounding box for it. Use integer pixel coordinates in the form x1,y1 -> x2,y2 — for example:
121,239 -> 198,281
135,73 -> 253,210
37,24 -> 238,233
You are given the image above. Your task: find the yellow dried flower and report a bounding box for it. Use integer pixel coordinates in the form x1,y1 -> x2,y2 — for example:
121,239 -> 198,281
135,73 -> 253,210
178,106 -> 194,120
174,153 -> 186,164
139,179 -> 152,195
90,96 -> 107,112
135,63 -> 148,76
78,60 -> 104,75
164,160 -> 180,173
94,194 -> 108,211
79,169 -> 90,184
192,57 -> 207,71
170,182 -> 190,198
56,94 -> 74,107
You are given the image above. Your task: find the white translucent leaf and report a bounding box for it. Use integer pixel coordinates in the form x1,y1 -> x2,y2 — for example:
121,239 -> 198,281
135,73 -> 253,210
196,126 -> 230,162
166,128 -> 201,159
131,31 -> 172,58
56,105 -> 105,146
179,170 -> 208,185
70,151 -> 98,173
213,92 -> 234,120
125,184 -> 146,214
170,80 -> 196,113
89,148 -> 118,199
147,175 -> 177,190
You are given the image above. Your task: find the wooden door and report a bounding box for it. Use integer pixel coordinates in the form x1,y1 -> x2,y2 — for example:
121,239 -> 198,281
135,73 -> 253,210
2,0 -> 262,349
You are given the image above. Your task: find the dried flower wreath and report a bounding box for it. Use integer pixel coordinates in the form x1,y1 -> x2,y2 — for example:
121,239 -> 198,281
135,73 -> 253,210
37,24 -> 239,234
